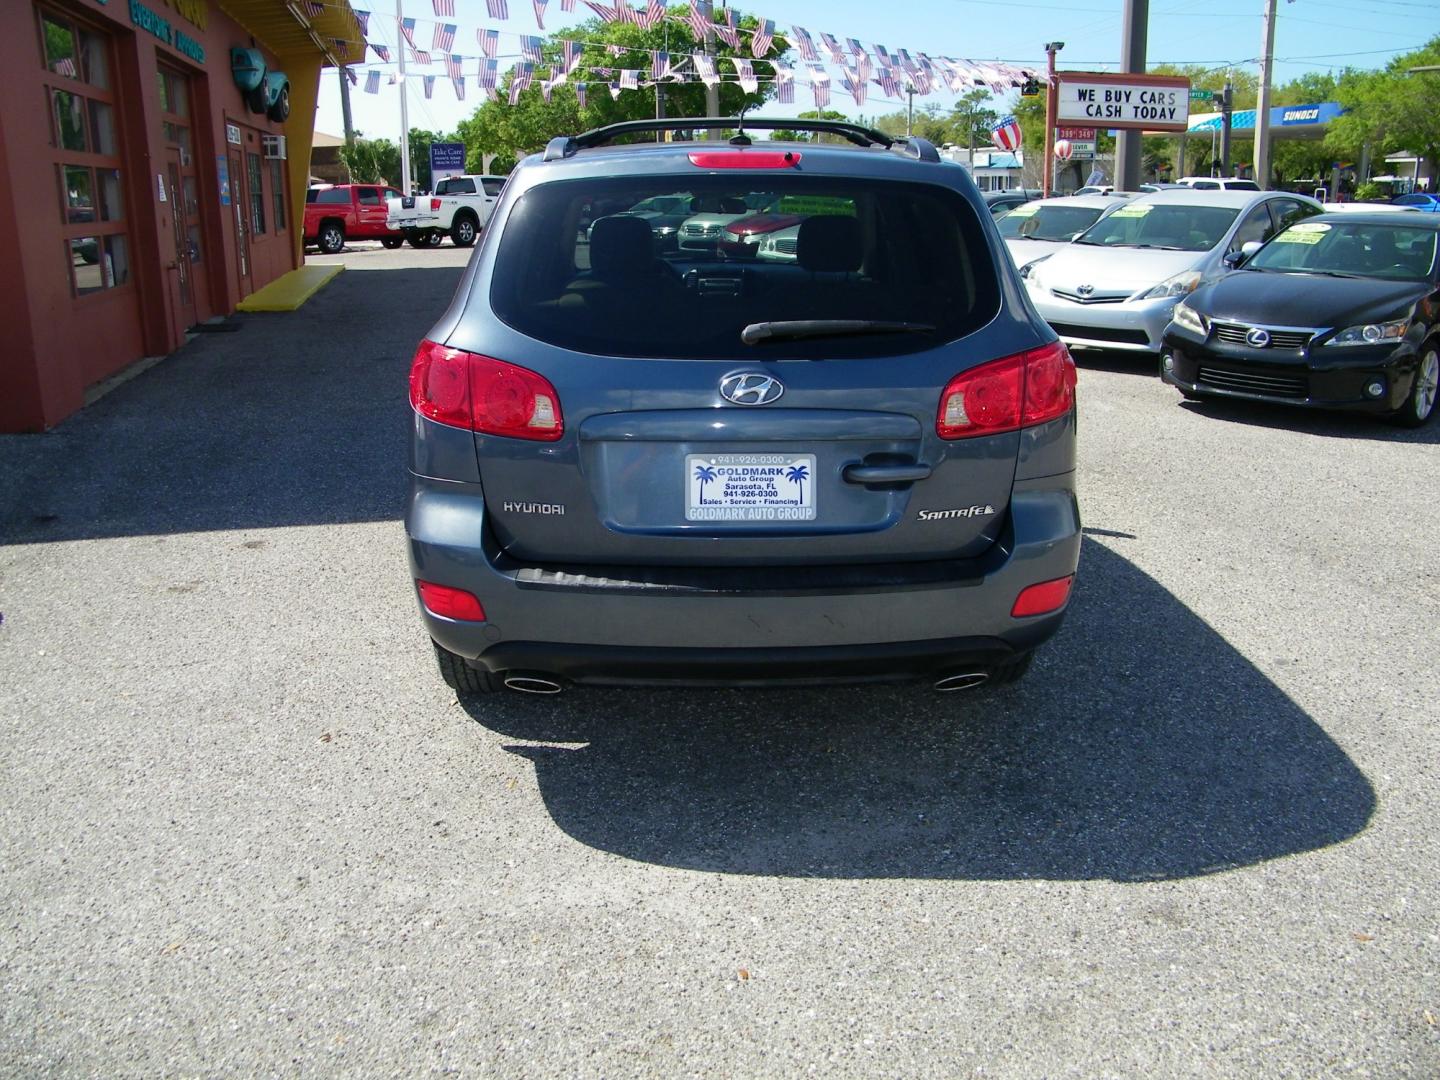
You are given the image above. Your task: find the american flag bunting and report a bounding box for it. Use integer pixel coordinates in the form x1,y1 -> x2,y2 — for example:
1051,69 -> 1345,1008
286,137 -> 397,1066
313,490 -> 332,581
423,74 -> 435,98
692,53 -> 719,87
584,1 -> 622,22
807,63 -> 830,108
841,66 -> 866,105
345,66 -> 358,84
432,0 -> 454,15
790,26 -> 817,62
520,35 -> 543,62
354,9 -> 369,34
478,57 -> 498,88
412,48 -> 431,65
820,33 -> 845,64
487,0 -> 509,18
637,0 -> 664,29
575,81 -> 587,107
733,57 -> 756,93
714,9 -> 740,48
433,22 -> 456,51
685,1 -> 709,41
751,20 -> 774,58
453,75 -> 465,99
619,68 -> 639,90
477,29 -> 498,57
562,39 -> 581,73
369,42 -> 389,61
364,69 -> 380,93
446,53 -> 462,78
398,16 -> 416,47
533,0 -> 549,29
305,1 -> 324,18
651,51 -> 670,81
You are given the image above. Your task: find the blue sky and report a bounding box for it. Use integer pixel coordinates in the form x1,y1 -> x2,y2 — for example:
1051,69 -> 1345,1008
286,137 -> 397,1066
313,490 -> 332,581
316,0 -> 1439,147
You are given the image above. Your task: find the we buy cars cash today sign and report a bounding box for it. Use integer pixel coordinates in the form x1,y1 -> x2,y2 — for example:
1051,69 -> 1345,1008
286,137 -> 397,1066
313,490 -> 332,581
1055,72 -> 1191,132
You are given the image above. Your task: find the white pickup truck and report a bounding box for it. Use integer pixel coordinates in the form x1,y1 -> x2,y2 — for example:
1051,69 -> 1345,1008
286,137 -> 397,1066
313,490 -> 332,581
385,174 -> 507,248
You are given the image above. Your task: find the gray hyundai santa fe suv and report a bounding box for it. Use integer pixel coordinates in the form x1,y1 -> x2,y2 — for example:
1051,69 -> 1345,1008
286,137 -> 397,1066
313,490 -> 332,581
406,118 -> 1081,694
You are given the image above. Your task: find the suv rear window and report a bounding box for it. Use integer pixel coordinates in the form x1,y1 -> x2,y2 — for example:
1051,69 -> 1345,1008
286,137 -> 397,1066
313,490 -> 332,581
490,176 -> 1000,360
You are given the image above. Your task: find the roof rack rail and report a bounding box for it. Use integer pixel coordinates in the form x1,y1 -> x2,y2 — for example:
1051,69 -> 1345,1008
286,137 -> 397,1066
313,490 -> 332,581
890,136 -> 942,163
557,117 -> 901,152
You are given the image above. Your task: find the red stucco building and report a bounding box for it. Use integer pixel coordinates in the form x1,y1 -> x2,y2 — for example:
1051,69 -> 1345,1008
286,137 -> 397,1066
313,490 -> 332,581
0,0 -> 362,432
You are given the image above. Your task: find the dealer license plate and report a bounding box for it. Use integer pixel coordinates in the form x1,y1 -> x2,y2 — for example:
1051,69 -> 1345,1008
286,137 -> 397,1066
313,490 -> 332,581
685,453 -> 817,522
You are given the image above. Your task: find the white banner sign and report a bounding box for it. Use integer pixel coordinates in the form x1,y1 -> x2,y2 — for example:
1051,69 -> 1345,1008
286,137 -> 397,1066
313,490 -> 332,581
1056,75 -> 1190,131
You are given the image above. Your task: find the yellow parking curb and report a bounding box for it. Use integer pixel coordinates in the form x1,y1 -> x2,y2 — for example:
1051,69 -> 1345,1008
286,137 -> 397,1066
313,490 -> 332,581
235,264 -> 344,312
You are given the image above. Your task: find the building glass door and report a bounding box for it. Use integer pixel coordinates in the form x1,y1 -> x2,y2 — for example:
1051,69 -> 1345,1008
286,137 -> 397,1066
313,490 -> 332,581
157,65 -> 210,326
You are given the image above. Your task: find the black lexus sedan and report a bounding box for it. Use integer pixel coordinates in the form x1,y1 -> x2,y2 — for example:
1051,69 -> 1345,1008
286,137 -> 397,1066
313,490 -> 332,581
1160,213 -> 1440,426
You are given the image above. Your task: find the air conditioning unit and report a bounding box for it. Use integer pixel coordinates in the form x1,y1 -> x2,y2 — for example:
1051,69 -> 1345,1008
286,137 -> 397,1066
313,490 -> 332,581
262,133 -> 287,160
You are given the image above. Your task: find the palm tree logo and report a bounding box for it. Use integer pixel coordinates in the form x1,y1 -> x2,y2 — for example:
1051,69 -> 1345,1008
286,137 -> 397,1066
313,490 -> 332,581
693,464 -> 717,504
785,463 -> 810,505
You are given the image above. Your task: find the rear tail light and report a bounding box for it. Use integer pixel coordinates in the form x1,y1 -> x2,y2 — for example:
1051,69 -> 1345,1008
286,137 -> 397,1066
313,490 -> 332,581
417,581 -> 487,621
1011,575 -> 1074,617
408,341 -> 563,441
430,197 -> 442,211
937,341 -> 1076,439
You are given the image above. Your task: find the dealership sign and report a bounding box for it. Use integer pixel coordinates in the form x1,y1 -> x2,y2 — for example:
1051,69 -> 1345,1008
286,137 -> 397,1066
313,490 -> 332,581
1056,72 -> 1191,132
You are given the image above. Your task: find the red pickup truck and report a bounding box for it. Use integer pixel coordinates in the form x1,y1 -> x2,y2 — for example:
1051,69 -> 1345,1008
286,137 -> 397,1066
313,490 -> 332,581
304,184 -> 404,253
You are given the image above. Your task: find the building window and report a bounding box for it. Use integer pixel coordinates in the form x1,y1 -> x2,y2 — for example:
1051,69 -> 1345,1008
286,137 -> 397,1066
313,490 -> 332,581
41,9 -> 128,298
247,152 -> 266,235
270,158 -> 286,231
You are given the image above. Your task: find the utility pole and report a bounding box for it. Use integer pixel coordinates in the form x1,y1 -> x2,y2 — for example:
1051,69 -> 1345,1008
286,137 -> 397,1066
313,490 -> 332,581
906,86 -> 914,136
1114,0 -> 1148,191
655,22 -> 667,128
339,67 -> 355,147
699,0 -> 719,137
396,0 -> 412,192
1042,42 -> 1062,198
1253,0 -> 1278,188
1219,81 -> 1233,175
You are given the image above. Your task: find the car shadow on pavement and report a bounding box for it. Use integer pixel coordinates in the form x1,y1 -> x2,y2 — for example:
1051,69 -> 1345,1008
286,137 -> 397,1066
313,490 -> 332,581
1178,397 -> 1440,443
461,538 -> 1375,882
0,265 -> 466,545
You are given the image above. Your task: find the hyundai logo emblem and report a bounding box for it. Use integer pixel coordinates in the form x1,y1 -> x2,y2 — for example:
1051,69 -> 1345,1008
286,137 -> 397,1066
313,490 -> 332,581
719,372 -> 785,406
1245,328 -> 1272,348
1076,284 -> 1095,296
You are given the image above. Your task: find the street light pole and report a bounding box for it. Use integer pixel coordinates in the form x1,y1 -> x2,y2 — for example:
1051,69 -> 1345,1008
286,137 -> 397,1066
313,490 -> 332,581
699,0 -> 719,136
1042,42 -> 1062,198
1114,0 -> 1148,190
1253,0 -> 1279,188
396,0 -> 412,193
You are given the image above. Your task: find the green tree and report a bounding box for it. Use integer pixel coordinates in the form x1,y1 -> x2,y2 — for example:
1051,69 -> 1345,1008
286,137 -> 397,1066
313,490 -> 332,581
337,137 -> 401,185
1329,37 -> 1440,188
455,5 -> 786,167
772,108 -> 850,142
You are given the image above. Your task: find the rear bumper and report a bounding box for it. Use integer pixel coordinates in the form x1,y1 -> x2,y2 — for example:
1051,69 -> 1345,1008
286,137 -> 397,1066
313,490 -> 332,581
406,475 -> 1081,683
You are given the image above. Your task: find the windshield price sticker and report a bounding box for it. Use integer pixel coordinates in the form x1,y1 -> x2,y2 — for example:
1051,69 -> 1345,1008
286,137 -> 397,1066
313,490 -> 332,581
1275,221 -> 1331,245
1008,204 -> 1041,218
1110,204 -> 1153,218
687,454 -> 817,521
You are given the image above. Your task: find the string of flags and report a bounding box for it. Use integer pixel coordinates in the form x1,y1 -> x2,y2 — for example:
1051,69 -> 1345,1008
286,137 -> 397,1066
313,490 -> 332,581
345,0 -> 1036,109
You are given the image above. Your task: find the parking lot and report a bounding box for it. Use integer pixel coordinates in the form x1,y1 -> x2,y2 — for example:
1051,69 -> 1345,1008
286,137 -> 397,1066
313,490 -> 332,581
1,240 -> 1437,1076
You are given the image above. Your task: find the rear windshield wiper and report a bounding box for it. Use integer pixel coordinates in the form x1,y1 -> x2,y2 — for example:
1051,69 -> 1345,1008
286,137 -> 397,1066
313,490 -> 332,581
741,320 -> 937,346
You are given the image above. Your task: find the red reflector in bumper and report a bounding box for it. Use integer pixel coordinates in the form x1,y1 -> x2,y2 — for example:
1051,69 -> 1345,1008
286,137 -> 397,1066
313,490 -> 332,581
417,581 -> 487,621
1011,575 -> 1075,618
687,151 -> 802,169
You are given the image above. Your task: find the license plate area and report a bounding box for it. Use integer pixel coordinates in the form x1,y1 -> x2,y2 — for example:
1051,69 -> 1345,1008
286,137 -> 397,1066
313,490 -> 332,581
686,453 -> 816,522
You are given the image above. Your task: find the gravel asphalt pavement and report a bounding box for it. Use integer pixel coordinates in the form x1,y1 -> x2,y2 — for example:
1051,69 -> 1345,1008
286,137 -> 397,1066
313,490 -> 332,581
1,241 -> 1437,1077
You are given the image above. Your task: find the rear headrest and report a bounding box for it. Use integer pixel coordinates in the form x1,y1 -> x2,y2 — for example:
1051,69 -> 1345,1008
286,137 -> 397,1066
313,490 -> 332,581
589,215 -> 655,280
797,215 -> 863,273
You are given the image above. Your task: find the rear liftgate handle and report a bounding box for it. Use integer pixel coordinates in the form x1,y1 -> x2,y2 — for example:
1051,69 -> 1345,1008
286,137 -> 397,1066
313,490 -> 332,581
842,463 -> 933,485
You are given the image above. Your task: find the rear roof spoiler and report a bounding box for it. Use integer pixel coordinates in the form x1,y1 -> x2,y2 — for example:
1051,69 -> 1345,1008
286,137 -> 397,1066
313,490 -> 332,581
542,117 -> 940,164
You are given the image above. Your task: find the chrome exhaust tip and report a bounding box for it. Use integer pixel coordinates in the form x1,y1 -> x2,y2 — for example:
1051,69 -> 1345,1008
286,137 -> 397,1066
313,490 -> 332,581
933,671 -> 990,693
503,673 -> 566,695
